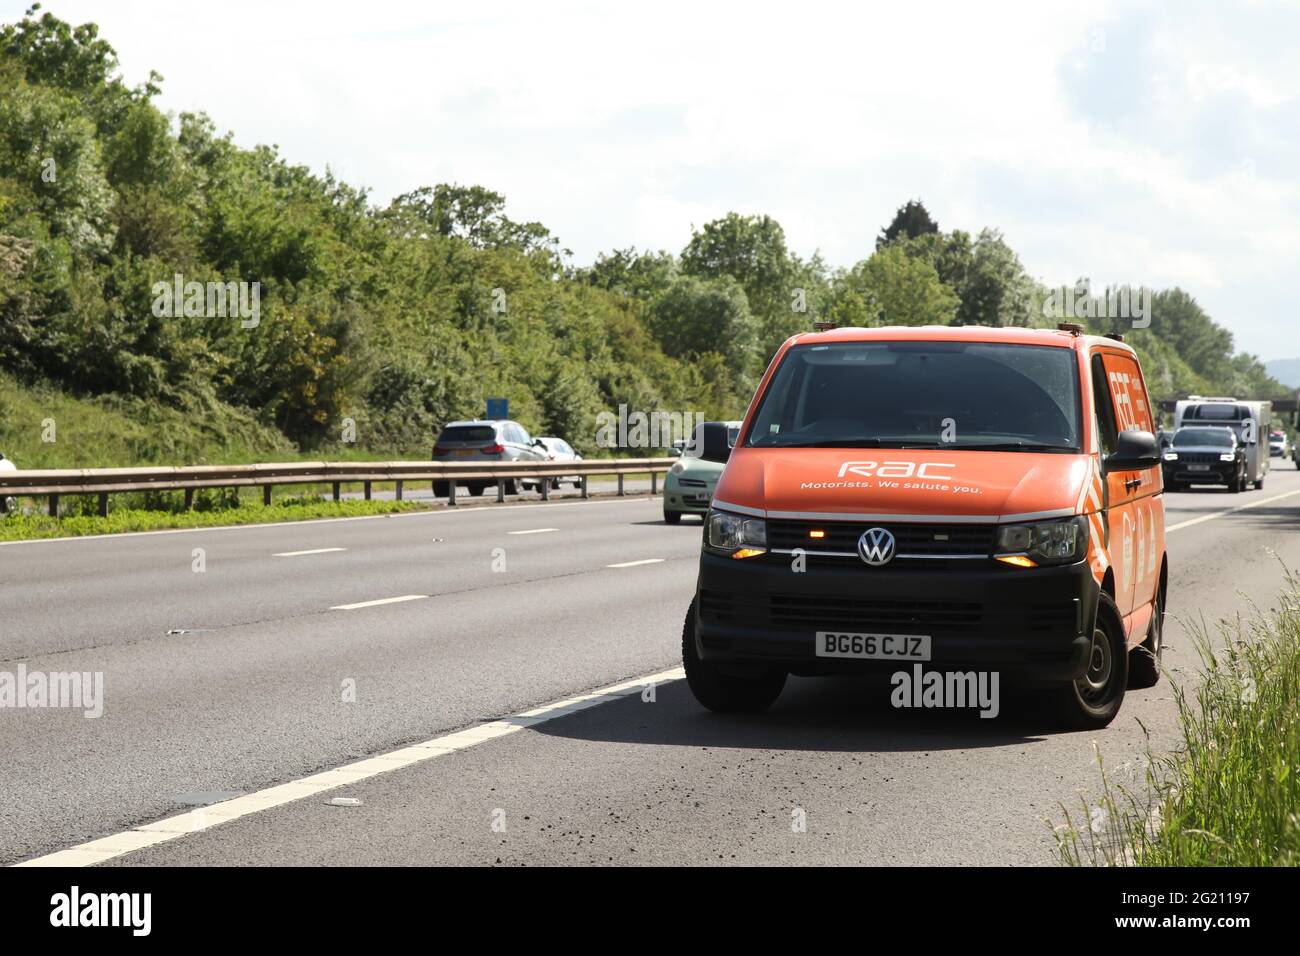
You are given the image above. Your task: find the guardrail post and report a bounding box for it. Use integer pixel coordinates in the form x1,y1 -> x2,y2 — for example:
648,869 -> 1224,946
263,485 -> 272,507
97,493 -> 109,517
364,481 -> 372,501
48,494 -> 58,517
448,482 -> 457,506
332,482 -> 341,502
617,474 -> 624,496
395,481 -> 403,501
581,475 -> 589,499
496,480 -> 505,503
541,479 -> 549,501
651,472 -> 658,495
184,488 -> 194,510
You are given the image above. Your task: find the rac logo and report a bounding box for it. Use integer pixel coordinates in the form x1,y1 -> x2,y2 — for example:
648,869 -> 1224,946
837,461 -> 956,479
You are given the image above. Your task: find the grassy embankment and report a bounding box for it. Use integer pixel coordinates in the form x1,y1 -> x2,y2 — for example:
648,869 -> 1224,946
1054,577 -> 1300,866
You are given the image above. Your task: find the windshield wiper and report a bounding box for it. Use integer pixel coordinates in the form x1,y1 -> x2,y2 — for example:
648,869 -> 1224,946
952,441 -> 1077,453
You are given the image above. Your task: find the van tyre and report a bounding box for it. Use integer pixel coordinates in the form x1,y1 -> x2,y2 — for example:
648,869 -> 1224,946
1051,591 -> 1127,729
663,507 -> 682,525
683,599 -> 786,713
433,480 -> 450,498
1128,589 -> 1163,689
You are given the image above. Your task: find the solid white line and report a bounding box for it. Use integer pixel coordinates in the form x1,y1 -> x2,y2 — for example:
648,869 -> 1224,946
329,594 -> 427,611
605,558 -> 665,568
507,528 -> 558,535
13,665 -> 687,867
273,547 -> 346,557
1166,486 -> 1300,533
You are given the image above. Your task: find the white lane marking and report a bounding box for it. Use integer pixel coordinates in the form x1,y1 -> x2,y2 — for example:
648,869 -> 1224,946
273,547 -> 346,557
605,558 -> 665,568
0,495 -> 653,547
1166,486 -> 1300,533
329,594 -> 427,611
507,528 -> 558,535
14,665 -> 687,867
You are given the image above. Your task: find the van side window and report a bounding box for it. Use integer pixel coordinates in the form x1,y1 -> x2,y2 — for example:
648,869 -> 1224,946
1091,354 -> 1118,455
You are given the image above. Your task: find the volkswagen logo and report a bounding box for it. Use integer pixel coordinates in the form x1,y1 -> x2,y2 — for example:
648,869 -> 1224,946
857,527 -> 896,566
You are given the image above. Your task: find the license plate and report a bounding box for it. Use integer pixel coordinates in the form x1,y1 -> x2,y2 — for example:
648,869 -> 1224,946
455,449 -> 477,457
1188,464 -> 1210,471
815,631 -> 931,661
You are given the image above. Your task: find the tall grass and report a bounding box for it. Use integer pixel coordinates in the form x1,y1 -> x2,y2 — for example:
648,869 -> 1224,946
1053,573 -> 1300,866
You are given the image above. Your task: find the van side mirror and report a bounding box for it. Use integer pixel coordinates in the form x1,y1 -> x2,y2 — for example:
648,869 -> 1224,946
1105,429 -> 1160,472
685,422 -> 733,464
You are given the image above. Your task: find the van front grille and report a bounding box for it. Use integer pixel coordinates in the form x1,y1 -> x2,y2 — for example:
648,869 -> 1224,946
766,520 -> 993,557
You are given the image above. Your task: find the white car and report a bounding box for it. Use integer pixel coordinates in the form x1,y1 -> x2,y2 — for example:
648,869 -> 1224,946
535,437 -> 583,489
0,451 -> 17,513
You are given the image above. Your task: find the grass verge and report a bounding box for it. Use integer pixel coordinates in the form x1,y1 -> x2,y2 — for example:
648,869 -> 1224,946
0,497 -> 433,542
1052,575 -> 1300,865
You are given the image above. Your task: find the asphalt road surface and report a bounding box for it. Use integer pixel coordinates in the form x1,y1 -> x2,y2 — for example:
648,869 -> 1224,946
4,464 -> 1300,866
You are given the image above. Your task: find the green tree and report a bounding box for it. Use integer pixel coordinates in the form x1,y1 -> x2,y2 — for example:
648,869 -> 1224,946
652,275 -> 757,387
680,212 -> 798,350
849,245 -> 958,326
877,199 -> 939,248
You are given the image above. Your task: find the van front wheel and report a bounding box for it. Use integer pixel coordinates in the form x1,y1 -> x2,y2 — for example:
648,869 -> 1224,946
682,600 -> 785,713
1051,592 -> 1127,729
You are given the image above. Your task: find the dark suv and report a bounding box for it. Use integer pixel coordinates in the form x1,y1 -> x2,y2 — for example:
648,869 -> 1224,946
1162,426 -> 1247,492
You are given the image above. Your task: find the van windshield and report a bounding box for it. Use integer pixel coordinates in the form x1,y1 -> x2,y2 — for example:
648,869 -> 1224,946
745,341 -> 1082,451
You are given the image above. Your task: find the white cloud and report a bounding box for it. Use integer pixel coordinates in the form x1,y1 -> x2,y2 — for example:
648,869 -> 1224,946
4,0 -> 1297,357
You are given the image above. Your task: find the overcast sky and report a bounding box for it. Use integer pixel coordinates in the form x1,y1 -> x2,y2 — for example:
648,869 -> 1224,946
6,0 -> 1297,359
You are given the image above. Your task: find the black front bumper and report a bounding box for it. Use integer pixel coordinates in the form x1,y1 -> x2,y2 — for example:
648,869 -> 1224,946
694,552 -> 1099,682
1163,464 -> 1235,485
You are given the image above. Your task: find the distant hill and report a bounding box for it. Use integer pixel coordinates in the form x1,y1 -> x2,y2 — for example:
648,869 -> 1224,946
1266,359 -> 1300,390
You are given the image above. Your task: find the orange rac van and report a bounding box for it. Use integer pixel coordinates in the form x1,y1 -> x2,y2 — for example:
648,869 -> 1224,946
683,324 -> 1167,728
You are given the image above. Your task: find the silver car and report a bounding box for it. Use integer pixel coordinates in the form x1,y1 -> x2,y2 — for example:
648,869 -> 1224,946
432,420 -> 549,497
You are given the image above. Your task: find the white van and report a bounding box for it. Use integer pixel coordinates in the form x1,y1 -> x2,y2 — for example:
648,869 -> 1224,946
1172,398 -> 1271,489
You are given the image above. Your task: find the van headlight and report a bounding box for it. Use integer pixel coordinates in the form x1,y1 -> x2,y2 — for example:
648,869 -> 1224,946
1162,452 -> 1178,461
995,516 -> 1087,567
706,509 -> 767,554
1218,453 -> 1235,462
